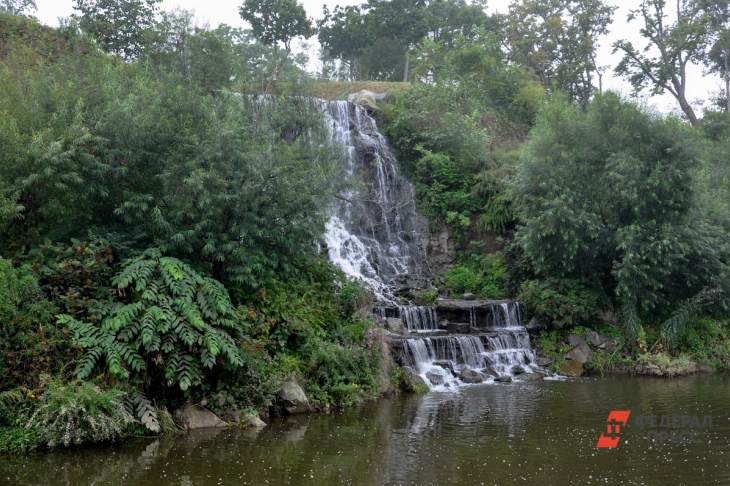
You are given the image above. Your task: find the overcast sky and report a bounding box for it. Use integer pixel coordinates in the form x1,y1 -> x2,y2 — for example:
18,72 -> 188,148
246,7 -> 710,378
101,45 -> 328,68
34,0 -> 720,115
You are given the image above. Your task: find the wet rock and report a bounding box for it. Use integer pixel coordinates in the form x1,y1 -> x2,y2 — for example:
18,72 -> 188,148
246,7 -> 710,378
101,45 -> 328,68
242,412 -> 267,429
385,317 -> 406,334
526,316 -> 546,332
458,369 -> 484,383
433,360 -> 456,375
566,342 -> 593,364
401,366 -> 428,391
426,370 -> 445,386
511,365 -> 526,375
174,405 -> 228,430
519,372 -> 544,382
480,366 -> 498,378
537,355 -> 555,367
463,293 -> 476,301
559,359 -> 584,377
444,322 -> 471,334
277,380 -> 311,415
494,375 -> 513,383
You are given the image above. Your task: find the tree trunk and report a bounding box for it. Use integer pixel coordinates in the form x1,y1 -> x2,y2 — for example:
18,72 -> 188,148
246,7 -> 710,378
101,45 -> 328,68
677,95 -> 699,126
725,54 -> 730,113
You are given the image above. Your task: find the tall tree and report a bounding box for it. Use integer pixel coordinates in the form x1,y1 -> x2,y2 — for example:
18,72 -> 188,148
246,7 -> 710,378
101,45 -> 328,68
614,0 -> 708,126
239,0 -> 313,52
73,0 -> 161,60
502,0 -> 614,106
0,0 -> 36,15
701,0 -> 730,112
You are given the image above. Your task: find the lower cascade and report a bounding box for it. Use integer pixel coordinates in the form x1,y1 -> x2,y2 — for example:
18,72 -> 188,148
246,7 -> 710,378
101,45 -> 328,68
387,300 -> 543,390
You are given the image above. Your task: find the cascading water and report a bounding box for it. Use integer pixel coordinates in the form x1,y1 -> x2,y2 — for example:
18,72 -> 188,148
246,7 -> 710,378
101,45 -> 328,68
319,100 -> 429,302
399,305 -> 439,332
307,97 -> 541,390
399,302 -> 538,390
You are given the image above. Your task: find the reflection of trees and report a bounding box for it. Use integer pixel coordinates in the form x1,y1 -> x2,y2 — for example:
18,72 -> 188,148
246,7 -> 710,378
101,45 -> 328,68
2,376 -> 727,485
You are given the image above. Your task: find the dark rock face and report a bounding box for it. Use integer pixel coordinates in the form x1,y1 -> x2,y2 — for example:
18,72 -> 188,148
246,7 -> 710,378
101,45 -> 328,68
426,370 -> 445,386
459,369 -> 484,383
494,376 -> 513,383
511,365 -> 526,375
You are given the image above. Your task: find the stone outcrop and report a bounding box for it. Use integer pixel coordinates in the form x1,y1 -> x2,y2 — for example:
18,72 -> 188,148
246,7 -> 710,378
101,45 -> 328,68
174,405 -> 228,430
276,380 -> 311,415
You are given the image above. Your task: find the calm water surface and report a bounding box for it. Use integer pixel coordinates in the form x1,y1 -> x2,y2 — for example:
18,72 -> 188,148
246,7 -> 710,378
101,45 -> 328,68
3,375 -> 730,485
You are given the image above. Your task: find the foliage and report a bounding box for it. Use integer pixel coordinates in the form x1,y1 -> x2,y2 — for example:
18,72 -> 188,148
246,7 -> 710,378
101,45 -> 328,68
0,426 -> 43,453
0,258 -> 71,390
515,93 -> 730,337
501,0 -> 615,106
25,380 -> 134,447
674,317 -> 730,367
0,0 -> 35,15
61,249 -> 244,392
73,0 -> 161,60
613,0 -> 707,125
412,288 -> 438,305
239,0 -> 313,52
442,253 -> 507,299
536,330 -> 571,373
519,278 -> 600,329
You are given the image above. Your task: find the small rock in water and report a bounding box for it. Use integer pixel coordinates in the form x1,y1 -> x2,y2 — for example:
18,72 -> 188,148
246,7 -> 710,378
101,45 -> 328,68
433,360 -> 456,374
426,370 -> 446,386
519,372 -> 544,382
458,368 -> 484,383
494,375 -> 513,383
511,365 -> 526,375
481,366 -> 498,378
462,293 -> 476,301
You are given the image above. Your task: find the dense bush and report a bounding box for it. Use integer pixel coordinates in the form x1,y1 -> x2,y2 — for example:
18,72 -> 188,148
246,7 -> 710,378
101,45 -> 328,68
60,249 -> 244,392
442,253 -> 507,299
518,278 -> 601,329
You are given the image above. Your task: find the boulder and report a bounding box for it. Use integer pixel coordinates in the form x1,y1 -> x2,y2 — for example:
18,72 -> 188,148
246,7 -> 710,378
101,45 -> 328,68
537,355 -> 555,367
174,405 -> 228,430
585,331 -> 602,347
426,369 -> 445,386
241,412 -> 267,429
494,375 -> 513,383
519,372 -> 544,382
559,359 -> 584,377
385,317 -> 406,334
433,360 -> 456,375
277,380 -> 311,415
567,334 -> 587,348
462,293 -> 477,301
511,365 -> 526,375
566,342 -> 593,364
480,366 -> 498,378
458,368 -> 484,383
401,366 -> 429,391
347,90 -> 387,110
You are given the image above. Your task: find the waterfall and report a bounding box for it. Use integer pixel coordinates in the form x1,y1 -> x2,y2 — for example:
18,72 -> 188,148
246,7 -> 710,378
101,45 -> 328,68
399,305 -> 439,332
319,101 -> 429,302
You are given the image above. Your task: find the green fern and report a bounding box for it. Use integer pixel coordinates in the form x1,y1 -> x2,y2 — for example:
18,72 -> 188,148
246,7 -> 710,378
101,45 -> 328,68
60,248 -> 244,391
124,390 -> 160,434
661,288 -> 721,348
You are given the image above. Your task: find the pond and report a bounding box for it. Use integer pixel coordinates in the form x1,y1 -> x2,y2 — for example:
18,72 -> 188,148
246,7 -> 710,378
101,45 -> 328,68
3,375 -> 730,485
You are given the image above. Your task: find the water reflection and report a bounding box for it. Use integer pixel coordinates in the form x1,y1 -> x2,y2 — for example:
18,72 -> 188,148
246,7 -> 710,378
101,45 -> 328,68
2,375 -> 729,485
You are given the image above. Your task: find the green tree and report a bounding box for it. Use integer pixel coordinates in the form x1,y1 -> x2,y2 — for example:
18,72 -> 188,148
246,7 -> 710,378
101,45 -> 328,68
515,93 -> 727,336
73,0 -> 161,60
701,0 -> 730,112
502,0 -> 614,106
0,0 -> 36,15
239,0 -> 313,52
614,0 -> 708,126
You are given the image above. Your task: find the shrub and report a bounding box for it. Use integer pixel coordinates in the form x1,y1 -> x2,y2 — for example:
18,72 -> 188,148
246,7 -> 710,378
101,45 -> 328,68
442,253 -> 507,299
25,380 -> 134,448
519,278 -> 600,329
60,248 -> 244,392
0,258 -> 69,390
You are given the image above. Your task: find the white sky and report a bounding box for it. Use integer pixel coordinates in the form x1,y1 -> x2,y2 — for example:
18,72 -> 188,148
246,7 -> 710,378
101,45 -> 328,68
34,0 -> 721,115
